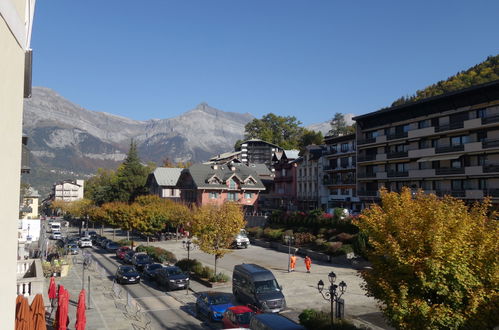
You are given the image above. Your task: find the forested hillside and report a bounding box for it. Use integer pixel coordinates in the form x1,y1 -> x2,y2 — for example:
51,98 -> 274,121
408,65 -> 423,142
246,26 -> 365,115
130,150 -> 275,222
392,55 -> 499,106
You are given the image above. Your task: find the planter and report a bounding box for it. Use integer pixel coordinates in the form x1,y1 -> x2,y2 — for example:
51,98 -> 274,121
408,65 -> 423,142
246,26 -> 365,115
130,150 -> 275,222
191,275 -> 231,288
60,265 -> 70,277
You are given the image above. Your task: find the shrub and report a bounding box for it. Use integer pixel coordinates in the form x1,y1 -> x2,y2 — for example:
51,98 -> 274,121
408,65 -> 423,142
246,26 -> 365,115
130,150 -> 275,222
246,226 -> 263,239
200,266 -> 214,279
293,232 -> 316,246
314,238 -> 326,247
336,232 -> 355,244
175,258 -> 202,272
136,245 -> 177,264
326,241 -> 343,255
352,231 -> 369,257
209,272 -> 229,283
299,309 -> 361,330
116,239 -> 132,246
263,228 -> 283,241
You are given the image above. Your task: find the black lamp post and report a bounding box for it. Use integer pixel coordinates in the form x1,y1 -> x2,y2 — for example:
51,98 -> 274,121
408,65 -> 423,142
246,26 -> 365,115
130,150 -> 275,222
317,271 -> 347,325
283,235 -> 295,272
182,239 -> 194,294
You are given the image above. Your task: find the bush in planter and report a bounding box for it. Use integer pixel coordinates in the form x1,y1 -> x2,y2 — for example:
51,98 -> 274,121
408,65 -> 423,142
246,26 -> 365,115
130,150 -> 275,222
246,226 -> 263,239
326,241 -> 343,255
293,232 -> 316,246
299,309 -> 361,330
263,228 -> 284,241
175,258 -> 202,272
116,239 -> 132,246
200,266 -> 215,279
209,272 -> 229,283
335,232 -> 355,244
136,245 -> 177,264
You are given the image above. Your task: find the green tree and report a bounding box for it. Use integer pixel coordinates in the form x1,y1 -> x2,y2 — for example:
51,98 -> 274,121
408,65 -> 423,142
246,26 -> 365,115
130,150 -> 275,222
114,141 -> 149,203
328,113 -> 355,137
189,203 -> 245,275
244,113 -> 305,149
354,188 -> 499,329
85,168 -> 118,205
298,129 -> 323,153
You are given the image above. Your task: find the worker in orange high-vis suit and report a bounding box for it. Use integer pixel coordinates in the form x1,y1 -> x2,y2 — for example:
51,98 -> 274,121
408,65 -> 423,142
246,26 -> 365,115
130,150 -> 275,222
304,255 -> 312,273
290,254 -> 297,272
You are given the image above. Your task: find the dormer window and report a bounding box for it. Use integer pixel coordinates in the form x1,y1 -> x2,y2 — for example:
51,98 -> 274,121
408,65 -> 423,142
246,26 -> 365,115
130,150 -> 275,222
229,178 -> 237,189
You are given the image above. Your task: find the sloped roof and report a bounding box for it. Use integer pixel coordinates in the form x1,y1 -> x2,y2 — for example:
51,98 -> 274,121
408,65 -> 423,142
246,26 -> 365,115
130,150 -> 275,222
283,150 -> 300,160
188,163 -> 265,190
152,167 -> 183,186
248,163 -> 273,177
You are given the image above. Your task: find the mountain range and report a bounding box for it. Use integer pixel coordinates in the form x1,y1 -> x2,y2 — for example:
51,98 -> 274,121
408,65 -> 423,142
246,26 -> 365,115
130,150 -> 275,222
23,87 -> 343,196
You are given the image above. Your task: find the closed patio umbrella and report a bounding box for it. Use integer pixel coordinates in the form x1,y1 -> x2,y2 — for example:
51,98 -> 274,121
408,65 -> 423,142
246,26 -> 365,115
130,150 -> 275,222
56,285 -> 69,330
48,276 -> 57,308
75,289 -> 86,330
15,294 -> 32,330
30,294 -> 47,330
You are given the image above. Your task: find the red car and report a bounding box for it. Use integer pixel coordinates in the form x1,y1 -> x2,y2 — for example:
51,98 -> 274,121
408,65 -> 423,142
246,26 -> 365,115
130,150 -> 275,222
222,305 -> 256,329
116,246 -> 131,260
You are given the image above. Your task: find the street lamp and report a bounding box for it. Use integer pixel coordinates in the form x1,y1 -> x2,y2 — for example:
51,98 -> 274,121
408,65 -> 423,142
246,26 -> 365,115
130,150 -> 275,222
283,235 -> 295,272
317,271 -> 347,325
182,239 -> 194,295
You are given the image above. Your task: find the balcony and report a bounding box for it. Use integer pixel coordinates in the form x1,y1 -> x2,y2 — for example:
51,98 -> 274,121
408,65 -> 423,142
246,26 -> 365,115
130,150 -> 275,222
17,259 -> 44,303
435,168 -> 465,175
482,138 -> 499,149
387,170 -> 409,178
387,151 -> 408,159
435,145 -> 465,154
435,121 -> 464,132
323,149 -> 337,156
357,137 -> 376,145
436,190 -> 466,197
481,114 -> 499,125
357,172 -> 376,179
484,189 -> 499,198
358,154 -> 376,162
386,132 -> 408,141
274,176 -> 293,182
483,164 -> 499,173
357,190 -> 378,197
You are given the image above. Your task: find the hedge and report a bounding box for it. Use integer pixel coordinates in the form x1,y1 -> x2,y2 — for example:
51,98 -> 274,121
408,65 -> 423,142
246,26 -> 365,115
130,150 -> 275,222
135,245 -> 177,264
175,258 -> 229,283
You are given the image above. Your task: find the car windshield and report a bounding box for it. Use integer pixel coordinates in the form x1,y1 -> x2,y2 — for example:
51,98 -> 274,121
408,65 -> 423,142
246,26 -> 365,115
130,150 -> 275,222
68,244 -> 77,248
137,255 -> 150,261
109,243 -> 119,247
209,295 -> 231,305
166,267 -> 182,276
148,264 -> 162,271
236,312 -> 254,324
121,267 -> 136,274
254,279 -> 280,294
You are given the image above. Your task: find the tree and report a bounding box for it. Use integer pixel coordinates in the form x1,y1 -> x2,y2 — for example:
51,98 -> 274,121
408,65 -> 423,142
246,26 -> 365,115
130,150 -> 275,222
189,203 -> 245,275
244,113 -> 305,149
85,168 -> 118,206
328,113 -> 355,137
114,140 -> 149,203
354,188 -> 499,329
298,129 -> 323,153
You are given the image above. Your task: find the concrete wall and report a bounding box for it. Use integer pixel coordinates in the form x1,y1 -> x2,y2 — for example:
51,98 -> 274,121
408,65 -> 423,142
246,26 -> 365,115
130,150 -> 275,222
0,0 -> 27,326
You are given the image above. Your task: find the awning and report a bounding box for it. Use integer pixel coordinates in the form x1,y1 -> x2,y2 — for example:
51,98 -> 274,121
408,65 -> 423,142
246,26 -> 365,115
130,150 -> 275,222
417,154 -> 462,162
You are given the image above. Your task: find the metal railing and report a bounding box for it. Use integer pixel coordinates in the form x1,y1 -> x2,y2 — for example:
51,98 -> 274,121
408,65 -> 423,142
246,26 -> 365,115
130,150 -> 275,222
435,144 -> 464,154
435,121 -> 464,132
483,164 -> 499,173
357,137 -> 376,145
357,154 -> 376,162
357,172 -> 376,178
387,151 -> 408,159
435,168 -> 465,175
357,190 -> 378,197
481,114 -> 499,125
387,171 -> 409,177
386,132 -> 408,140
482,138 -> 499,149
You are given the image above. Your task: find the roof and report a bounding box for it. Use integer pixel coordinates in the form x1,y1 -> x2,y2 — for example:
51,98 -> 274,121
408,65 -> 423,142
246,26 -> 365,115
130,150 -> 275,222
187,163 -> 266,191
283,150 -> 300,160
151,167 -> 183,186
253,314 -> 304,329
228,305 -> 254,314
248,163 -> 273,177
24,187 -> 40,198
240,138 -> 282,149
209,151 -> 241,161
353,80 -> 499,129
324,133 -> 355,144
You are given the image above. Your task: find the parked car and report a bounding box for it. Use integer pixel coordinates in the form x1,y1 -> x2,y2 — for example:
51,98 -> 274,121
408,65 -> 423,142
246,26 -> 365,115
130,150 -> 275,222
94,236 -> 106,246
115,265 -> 141,284
232,264 -> 286,313
99,238 -> 111,248
106,242 -> 120,252
50,231 -> 62,240
222,305 -> 256,329
231,229 -> 250,249
116,246 -> 131,260
64,243 -> 79,255
195,292 -> 234,322
249,313 -> 305,330
132,253 -> 152,271
155,266 -> 189,291
79,237 -> 93,248
143,263 -> 163,280
123,250 -> 136,264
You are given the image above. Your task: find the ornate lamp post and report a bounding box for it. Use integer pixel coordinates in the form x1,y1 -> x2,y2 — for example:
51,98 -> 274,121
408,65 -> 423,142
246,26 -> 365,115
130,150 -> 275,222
317,271 -> 347,325
283,235 -> 295,272
182,239 -> 194,294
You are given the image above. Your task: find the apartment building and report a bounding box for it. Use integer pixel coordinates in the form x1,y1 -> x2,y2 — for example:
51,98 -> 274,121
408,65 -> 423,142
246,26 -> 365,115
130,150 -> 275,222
52,179 -> 85,202
321,134 -> 360,212
354,81 -> 499,207
296,145 -> 324,210
267,150 -> 299,210
146,167 -> 182,200
237,139 -> 283,168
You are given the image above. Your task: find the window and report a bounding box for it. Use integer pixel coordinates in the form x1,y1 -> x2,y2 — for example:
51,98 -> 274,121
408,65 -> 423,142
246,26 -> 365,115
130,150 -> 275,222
419,139 -> 429,149
477,155 -> 487,166
341,143 -> 349,152
477,131 -> 487,142
331,144 -> 337,152
366,131 -> 378,139
479,179 -> 487,190
244,192 -> 253,199
418,120 -> 430,129
451,135 -> 469,146
476,108 -> 486,119
229,178 -> 237,189
340,157 -> 349,168
341,188 -> 349,195
209,192 -> 219,199
451,159 -> 462,168
228,192 -> 238,201
452,180 -> 465,191
396,163 -> 407,172
431,139 -> 439,148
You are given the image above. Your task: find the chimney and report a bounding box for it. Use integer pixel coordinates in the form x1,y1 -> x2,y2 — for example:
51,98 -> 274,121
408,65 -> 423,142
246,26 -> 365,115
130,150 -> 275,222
212,164 -> 218,170
231,166 -> 236,171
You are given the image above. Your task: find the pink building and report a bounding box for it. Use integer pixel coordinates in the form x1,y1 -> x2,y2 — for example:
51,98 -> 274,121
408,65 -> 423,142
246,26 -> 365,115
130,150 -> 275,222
178,163 -> 266,213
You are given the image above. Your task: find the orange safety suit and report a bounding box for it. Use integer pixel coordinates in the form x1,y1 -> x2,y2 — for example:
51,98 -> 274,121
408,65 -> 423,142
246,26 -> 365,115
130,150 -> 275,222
290,255 -> 297,271
304,256 -> 312,272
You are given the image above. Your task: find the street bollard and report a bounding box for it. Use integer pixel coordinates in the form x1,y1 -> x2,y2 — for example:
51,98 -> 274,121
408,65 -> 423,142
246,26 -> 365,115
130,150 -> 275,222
88,275 -> 91,309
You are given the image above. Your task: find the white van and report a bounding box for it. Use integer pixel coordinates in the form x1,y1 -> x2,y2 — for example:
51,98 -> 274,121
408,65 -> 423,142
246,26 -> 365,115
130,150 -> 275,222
50,223 -> 61,233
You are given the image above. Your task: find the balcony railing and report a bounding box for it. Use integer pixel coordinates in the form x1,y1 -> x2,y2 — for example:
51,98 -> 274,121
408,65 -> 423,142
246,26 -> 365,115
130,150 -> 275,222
387,171 -> 409,177
274,176 -> 293,182
435,144 -> 465,154
436,190 -> 466,197
324,179 -> 356,185
387,151 -> 408,159
481,114 -> 499,125
357,172 -> 376,178
323,149 -> 337,155
357,154 -> 376,162
435,168 -> 465,175
484,189 -> 499,197
387,132 -> 408,140
483,164 -> 499,173
17,259 -> 44,302
357,137 -> 376,145
357,190 -> 378,197
323,165 -> 337,171
435,121 -> 464,132
482,138 -> 499,149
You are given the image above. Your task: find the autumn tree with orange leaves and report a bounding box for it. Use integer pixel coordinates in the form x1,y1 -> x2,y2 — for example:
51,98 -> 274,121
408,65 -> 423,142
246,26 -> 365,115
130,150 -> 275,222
354,188 -> 499,329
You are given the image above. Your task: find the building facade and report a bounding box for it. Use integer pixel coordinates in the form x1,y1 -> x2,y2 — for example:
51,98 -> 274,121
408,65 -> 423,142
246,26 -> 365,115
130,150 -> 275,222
320,134 -> 360,212
146,167 -> 182,200
354,81 -> 499,207
237,139 -> 283,168
52,180 -> 84,202
267,150 -> 299,210
296,145 -> 324,210
1,0 -> 36,325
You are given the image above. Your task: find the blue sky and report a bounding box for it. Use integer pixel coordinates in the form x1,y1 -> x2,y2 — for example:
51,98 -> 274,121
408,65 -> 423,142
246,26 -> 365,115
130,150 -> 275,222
31,1 -> 499,125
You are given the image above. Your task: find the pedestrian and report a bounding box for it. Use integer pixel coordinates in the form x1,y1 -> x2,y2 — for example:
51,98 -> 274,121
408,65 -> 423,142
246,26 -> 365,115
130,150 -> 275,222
304,255 -> 312,273
290,254 -> 297,272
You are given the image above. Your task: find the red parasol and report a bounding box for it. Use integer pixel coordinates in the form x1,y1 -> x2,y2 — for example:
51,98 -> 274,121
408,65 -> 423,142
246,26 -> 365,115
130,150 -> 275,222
48,277 -> 57,299
56,285 -> 69,330
15,294 -> 32,330
30,294 -> 47,330
75,289 -> 86,330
